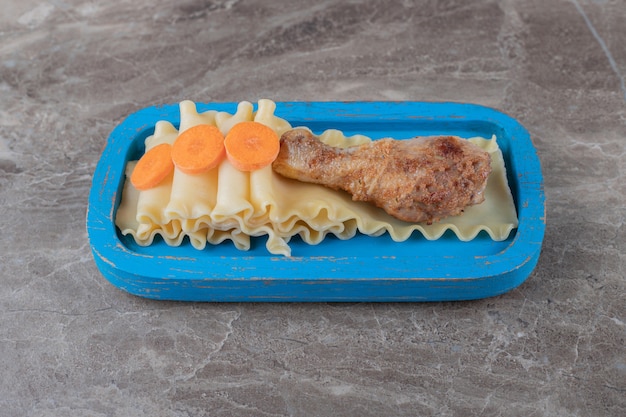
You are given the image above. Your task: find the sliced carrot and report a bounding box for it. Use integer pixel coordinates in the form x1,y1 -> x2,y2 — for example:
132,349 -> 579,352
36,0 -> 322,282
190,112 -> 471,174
224,121 -> 280,171
171,124 -> 225,175
130,143 -> 174,190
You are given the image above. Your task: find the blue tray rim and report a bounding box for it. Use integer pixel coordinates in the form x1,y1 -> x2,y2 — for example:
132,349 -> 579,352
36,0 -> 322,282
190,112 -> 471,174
87,101 -> 545,301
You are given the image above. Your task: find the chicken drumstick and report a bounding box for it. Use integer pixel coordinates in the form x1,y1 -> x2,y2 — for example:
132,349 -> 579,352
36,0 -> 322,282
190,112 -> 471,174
272,128 -> 492,224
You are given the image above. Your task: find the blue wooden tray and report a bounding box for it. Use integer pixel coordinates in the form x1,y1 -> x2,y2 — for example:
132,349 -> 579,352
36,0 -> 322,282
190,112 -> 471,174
87,101 -> 545,302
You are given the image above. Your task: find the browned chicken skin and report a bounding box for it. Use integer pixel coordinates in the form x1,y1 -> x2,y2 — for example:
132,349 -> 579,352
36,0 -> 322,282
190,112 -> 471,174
272,128 -> 492,224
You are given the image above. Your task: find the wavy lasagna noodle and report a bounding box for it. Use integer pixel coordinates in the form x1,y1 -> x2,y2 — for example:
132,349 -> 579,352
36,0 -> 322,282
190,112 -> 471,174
115,99 -> 518,256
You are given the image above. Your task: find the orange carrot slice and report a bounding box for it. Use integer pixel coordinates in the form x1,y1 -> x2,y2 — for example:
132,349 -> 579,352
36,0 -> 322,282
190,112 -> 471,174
130,143 -> 174,190
224,121 -> 280,171
171,124 -> 225,175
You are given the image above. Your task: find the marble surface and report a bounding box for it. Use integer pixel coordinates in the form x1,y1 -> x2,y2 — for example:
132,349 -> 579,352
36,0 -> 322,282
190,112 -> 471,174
1,0 -> 625,415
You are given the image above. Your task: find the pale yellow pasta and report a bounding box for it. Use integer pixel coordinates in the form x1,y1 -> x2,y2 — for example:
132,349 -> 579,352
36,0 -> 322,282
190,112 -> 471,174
178,100 -> 218,133
318,129 -> 372,148
115,162 -> 140,234
215,100 -> 254,135
164,101 -> 222,249
253,99 -> 293,136
115,99 -> 518,256
118,120 -> 182,246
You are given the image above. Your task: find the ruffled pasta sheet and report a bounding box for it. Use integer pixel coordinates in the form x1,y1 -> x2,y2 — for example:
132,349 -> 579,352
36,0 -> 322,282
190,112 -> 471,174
116,99 -> 518,256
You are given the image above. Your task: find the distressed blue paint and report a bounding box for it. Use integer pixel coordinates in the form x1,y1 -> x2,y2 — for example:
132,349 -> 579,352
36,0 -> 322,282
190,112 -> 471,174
87,101 -> 545,302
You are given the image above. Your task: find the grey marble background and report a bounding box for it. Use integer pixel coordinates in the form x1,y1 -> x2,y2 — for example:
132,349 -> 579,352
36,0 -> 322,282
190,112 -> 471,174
1,0 -> 625,416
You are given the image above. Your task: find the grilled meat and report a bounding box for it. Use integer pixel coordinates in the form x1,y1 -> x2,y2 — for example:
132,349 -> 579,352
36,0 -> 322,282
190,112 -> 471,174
272,128 -> 491,224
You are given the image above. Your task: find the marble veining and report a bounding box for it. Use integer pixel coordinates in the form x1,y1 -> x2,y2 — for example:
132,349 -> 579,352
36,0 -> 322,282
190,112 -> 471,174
1,0 -> 624,416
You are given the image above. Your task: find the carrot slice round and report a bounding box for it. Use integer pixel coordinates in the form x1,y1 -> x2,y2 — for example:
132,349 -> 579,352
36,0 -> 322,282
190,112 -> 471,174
130,143 -> 174,190
224,121 -> 280,172
171,124 -> 226,175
